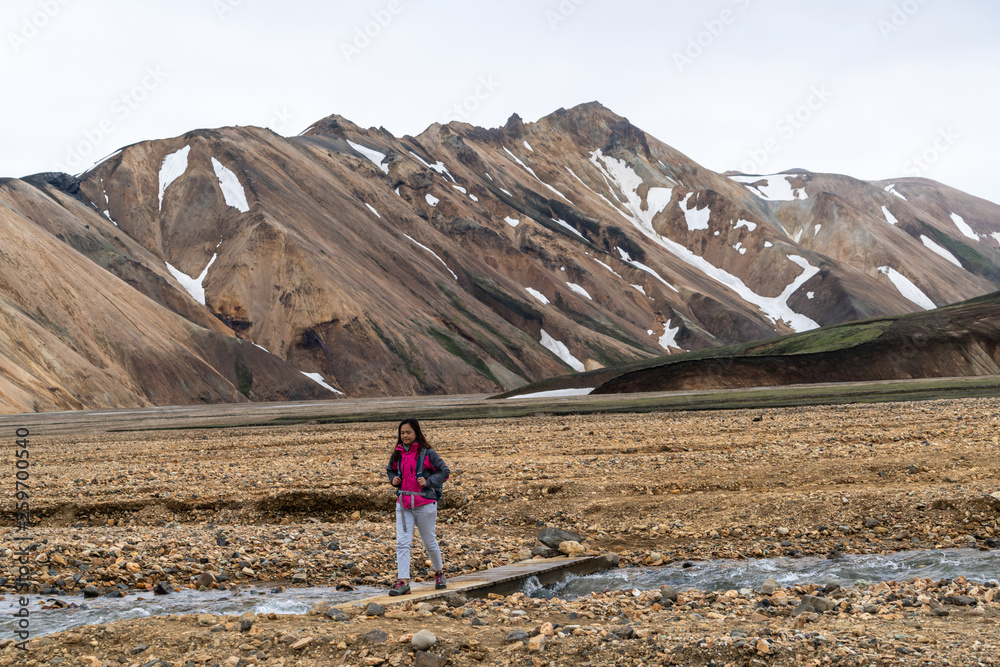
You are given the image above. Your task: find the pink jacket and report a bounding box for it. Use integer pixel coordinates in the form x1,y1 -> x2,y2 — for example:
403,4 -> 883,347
391,443 -> 436,510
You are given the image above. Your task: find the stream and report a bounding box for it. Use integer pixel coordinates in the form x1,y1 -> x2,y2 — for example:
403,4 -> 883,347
2,548 -> 997,638
526,548 -> 1000,599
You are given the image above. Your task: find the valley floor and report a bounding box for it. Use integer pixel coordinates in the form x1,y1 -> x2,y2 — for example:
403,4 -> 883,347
1,397 -> 999,665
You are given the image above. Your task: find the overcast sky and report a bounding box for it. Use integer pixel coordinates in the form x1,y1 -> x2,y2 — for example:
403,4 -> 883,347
4,0 -> 999,204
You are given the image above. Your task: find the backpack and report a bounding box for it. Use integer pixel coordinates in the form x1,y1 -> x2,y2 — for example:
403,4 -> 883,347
415,449 -> 445,507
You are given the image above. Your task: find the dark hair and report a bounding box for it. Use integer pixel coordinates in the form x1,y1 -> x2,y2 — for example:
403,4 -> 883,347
396,418 -> 429,448
391,418 -> 429,469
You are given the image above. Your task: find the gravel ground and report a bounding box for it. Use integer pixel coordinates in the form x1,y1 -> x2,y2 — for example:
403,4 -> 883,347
1,397 -> 998,664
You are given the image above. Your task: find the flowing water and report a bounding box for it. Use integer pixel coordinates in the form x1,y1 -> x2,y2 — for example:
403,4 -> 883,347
526,548 -> 1000,600
0,584 -> 376,639
4,549 -> 997,639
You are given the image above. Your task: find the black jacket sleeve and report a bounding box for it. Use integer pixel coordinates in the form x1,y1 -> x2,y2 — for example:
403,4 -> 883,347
385,454 -> 398,483
423,449 -> 450,489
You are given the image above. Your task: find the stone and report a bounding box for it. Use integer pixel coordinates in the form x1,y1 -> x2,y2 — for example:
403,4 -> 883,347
793,595 -> 836,616
539,622 -> 554,636
62,632 -> 82,644
558,540 -> 585,557
351,510 -> 361,521
290,636 -> 314,650
324,608 -> 350,622
310,601 -> 332,615
517,548 -> 533,560
196,572 -> 216,588
537,527 -> 582,549
761,578 -> 779,595
291,572 -> 308,582
659,585 -> 678,602
153,582 -> 172,595
83,585 -> 100,598
505,629 -> 529,643
366,602 -> 386,616
415,652 -> 448,667
130,644 -> 148,655
951,596 -> 977,606
365,629 -> 389,643
198,613 -> 216,626
411,629 -> 437,650
527,634 -> 546,652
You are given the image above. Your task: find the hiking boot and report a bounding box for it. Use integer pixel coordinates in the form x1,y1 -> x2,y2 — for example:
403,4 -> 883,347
435,571 -> 447,590
388,580 -> 410,596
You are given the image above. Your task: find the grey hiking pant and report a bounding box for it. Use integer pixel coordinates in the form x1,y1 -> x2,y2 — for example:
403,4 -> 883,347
395,501 -> 443,580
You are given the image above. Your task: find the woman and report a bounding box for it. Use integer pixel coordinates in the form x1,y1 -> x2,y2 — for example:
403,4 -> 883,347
385,418 -> 449,595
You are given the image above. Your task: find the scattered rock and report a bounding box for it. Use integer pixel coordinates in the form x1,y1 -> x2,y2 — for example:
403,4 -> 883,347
366,602 -> 386,616
537,527 -> 582,549
411,629 -> 437,650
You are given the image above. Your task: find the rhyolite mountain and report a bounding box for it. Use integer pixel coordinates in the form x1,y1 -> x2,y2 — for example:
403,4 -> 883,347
1,102 -> 999,413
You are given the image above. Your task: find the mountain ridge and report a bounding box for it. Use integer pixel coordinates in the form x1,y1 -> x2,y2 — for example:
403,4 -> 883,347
1,101 -> 998,413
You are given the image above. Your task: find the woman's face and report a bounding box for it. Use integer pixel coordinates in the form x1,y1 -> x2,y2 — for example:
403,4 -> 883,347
400,423 -> 416,445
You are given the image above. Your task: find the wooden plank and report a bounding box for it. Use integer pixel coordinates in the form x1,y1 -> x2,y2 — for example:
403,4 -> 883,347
340,555 -> 610,609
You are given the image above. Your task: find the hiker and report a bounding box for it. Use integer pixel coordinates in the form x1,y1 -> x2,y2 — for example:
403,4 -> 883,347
385,418 -> 450,596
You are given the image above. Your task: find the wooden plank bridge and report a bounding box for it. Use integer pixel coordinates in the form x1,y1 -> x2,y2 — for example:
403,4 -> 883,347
339,555 -> 615,609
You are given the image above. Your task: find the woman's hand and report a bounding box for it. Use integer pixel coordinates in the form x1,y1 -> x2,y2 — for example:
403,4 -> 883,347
417,477 -> 427,488
391,476 -> 401,487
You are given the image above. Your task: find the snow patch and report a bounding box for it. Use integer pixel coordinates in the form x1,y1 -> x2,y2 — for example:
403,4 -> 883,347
499,187 -> 512,197
920,235 -> 962,267
657,320 -> 680,352
540,330 -> 585,372
813,224 -> 822,236
884,184 -> 907,200
806,291 -> 815,299
165,253 -> 217,306
553,218 -> 585,239
680,192 -> 711,230
503,146 -> 572,203
253,343 -> 270,353
764,241 -> 773,248
566,282 -> 592,300
301,372 -> 345,395
347,140 -> 389,175
504,216 -> 520,228
734,219 -> 757,232
523,140 -> 533,152
881,206 -> 898,225
364,203 -> 381,218
729,174 -> 807,201
452,185 -> 467,194
589,149 -> 673,232
878,266 -> 935,310
525,287 -> 549,305
407,150 -> 456,182
425,193 -> 439,207
158,145 -> 190,211
402,234 -> 458,280
733,242 -> 746,255
211,158 -> 250,212
950,212 -> 979,241
507,388 -> 594,400
617,247 -> 679,293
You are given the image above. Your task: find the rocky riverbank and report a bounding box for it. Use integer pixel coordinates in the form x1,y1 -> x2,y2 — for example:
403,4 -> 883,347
0,397 -> 998,663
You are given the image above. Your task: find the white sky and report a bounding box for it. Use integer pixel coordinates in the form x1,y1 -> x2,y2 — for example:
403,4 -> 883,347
3,0 -> 999,205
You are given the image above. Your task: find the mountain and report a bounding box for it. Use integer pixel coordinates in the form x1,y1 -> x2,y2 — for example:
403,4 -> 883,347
500,291 -> 1000,397
1,102 -> 999,412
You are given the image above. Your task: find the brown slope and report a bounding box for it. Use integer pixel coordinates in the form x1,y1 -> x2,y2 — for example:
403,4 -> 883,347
0,185 -> 333,414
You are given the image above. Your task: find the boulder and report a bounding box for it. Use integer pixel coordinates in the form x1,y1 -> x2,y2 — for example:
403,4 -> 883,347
538,528 -> 582,549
